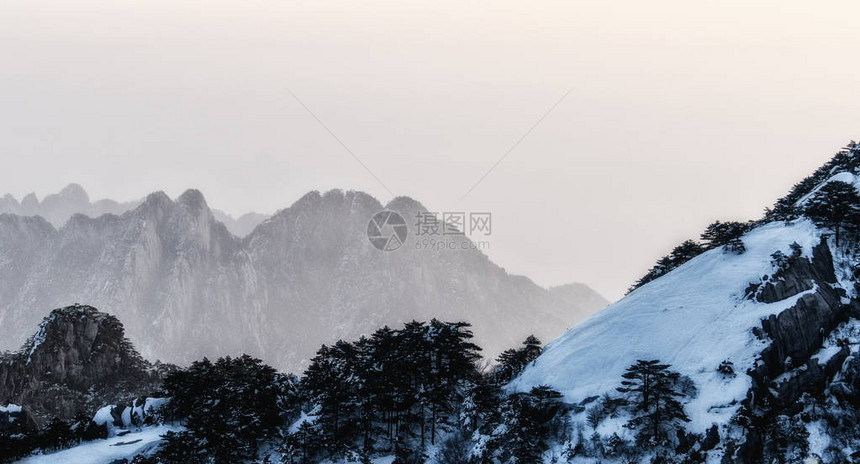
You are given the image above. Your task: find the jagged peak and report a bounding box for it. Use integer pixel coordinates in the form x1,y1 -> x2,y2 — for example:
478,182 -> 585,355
143,191 -> 171,205
56,183 -> 89,202
20,192 -> 38,205
177,188 -> 207,207
384,196 -> 427,215
22,305 -> 119,360
177,189 -> 211,218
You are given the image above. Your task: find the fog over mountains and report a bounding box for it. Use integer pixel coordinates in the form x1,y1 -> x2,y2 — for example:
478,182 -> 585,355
0,185 -> 607,371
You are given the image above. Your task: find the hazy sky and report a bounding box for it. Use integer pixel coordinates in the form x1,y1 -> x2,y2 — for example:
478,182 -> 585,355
1,0 -> 859,300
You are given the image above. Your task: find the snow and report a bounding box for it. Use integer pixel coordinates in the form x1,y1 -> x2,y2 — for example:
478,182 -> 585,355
323,456 -> 394,464
510,220 -> 825,433
16,425 -> 179,464
92,405 -> 115,427
795,171 -> 857,207
0,403 -> 21,413
288,410 -> 318,433
806,420 -> 831,459
143,397 -> 169,413
120,407 -> 131,427
26,319 -> 49,364
811,345 -> 843,364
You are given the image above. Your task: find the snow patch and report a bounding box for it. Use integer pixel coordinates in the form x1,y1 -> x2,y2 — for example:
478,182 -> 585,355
0,403 -> 21,413
17,425 -> 180,464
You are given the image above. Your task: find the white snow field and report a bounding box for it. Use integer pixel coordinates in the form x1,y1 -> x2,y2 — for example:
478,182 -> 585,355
510,219 -> 828,433
16,425 -> 178,464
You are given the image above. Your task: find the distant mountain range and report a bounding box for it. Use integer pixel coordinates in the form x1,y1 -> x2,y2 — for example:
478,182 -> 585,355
0,183 -> 268,238
0,186 -> 607,372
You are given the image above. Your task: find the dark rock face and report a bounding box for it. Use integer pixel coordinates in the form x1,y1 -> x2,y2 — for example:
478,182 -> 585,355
739,240 -> 859,461
750,241 -> 853,400
0,305 -> 161,427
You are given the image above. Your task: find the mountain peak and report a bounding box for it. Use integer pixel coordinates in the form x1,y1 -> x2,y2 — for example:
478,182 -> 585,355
385,196 -> 427,216
177,189 -> 210,216
57,183 -> 89,202
142,191 -> 171,207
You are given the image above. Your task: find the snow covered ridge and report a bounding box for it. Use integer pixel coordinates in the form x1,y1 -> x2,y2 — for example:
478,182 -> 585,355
512,220 -> 824,424
506,143 -> 860,462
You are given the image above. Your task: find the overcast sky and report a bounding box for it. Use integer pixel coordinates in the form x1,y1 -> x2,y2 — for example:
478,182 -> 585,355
1,0 -> 859,300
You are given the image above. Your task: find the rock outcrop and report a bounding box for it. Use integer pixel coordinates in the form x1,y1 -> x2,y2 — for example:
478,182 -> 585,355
0,305 -> 162,426
735,240 -> 860,459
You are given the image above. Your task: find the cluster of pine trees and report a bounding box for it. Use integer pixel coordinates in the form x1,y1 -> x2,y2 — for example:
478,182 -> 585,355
1,320 -> 710,464
120,325 -> 708,464
766,141 -> 860,222
289,319 -> 482,461
122,320 -> 559,464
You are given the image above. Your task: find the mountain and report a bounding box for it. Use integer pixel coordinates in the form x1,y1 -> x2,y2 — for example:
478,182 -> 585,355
0,184 -> 139,228
0,184 -> 268,238
509,143 -> 860,462
0,189 -> 607,372
212,210 -> 269,238
0,305 -> 162,427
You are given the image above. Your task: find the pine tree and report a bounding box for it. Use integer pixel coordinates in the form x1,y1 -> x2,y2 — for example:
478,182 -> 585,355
700,221 -> 752,249
498,386 -> 563,464
303,341 -> 361,447
493,335 -> 543,384
803,180 -> 860,246
160,355 -> 281,463
424,320 -> 481,445
617,360 -> 690,446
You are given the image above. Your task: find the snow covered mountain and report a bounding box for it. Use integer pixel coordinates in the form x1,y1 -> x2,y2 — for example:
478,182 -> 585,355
0,188 -> 607,372
509,143 -> 860,462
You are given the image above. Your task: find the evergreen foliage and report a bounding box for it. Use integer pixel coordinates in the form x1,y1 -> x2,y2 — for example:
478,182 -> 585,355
493,335 -> 542,384
295,319 -> 482,461
616,360 -> 690,446
802,180 -> 860,246
157,354 -> 283,463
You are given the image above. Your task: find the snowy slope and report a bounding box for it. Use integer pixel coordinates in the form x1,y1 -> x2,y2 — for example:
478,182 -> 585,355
510,219 -> 825,432
16,425 -> 179,464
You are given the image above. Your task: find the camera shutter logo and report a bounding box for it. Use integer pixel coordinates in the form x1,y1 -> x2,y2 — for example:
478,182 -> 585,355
367,211 -> 408,252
